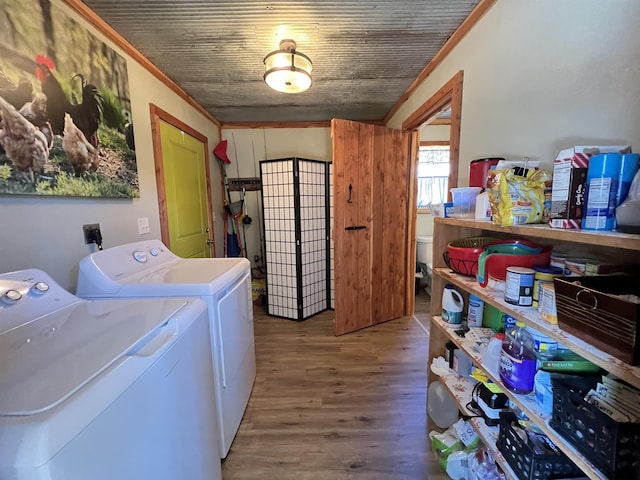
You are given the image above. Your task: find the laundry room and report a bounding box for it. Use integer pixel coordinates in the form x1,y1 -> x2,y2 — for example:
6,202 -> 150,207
2,1 -> 640,479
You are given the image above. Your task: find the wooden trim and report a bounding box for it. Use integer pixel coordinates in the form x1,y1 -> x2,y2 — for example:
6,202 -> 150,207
62,0 -> 221,128
222,121 -> 331,129
383,0 -> 496,124
402,71 -> 463,130
429,118 -> 451,126
149,104 -> 216,257
419,141 -> 450,147
405,130 -> 419,316
404,70 -> 462,196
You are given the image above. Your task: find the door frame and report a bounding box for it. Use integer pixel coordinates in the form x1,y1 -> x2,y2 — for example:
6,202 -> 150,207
401,70 -> 464,313
149,104 -> 215,256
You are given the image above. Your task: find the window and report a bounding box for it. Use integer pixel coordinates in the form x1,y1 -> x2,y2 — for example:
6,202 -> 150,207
417,145 -> 450,209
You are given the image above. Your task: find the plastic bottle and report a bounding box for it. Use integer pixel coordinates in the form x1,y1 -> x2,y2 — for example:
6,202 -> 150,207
482,332 -> 505,375
582,153 -> 622,230
441,284 -> 464,325
499,321 -> 537,394
467,294 -> 484,327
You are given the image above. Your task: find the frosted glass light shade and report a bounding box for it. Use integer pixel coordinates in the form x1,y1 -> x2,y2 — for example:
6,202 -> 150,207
263,40 -> 312,94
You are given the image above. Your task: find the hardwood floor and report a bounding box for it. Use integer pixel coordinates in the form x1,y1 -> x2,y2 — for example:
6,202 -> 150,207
222,290 -> 446,479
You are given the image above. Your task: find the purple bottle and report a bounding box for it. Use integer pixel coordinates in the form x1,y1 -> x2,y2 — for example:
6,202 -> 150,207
499,321 -> 537,394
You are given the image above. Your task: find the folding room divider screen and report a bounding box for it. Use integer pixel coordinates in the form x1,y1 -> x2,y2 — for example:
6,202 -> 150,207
260,158 -> 331,321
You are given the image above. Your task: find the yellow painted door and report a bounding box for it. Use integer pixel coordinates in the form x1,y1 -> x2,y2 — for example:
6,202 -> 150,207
159,120 -> 211,258
332,119 -> 413,335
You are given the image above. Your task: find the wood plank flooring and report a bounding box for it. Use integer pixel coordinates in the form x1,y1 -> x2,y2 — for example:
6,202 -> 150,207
222,290 -> 447,479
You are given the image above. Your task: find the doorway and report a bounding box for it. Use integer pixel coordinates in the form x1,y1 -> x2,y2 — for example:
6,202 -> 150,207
150,104 -> 215,258
404,71 -> 463,314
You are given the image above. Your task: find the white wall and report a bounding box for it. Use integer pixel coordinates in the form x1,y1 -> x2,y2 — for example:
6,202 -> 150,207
220,127 -> 331,266
419,124 -> 449,142
0,1 -> 221,291
389,0 -> 640,188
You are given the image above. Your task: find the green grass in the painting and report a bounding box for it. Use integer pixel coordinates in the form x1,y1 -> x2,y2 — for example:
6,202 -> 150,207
99,123 -> 127,150
0,165 -> 11,183
35,171 -> 138,198
100,88 -> 127,132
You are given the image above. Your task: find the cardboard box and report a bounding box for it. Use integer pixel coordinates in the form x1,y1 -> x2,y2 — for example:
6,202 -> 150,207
548,146 -> 631,229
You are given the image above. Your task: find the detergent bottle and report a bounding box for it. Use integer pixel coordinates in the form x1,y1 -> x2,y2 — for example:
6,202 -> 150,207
441,284 -> 464,325
499,321 -> 537,394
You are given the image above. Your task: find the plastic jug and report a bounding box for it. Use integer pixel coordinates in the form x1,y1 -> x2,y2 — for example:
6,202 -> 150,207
442,284 -> 464,325
499,321 -> 537,394
482,332 -> 505,375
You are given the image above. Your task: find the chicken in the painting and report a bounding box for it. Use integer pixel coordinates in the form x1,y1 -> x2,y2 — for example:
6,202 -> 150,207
34,54 -> 102,147
19,93 -> 54,148
0,95 -> 49,183
0,71 -> 33,111
62,113 -> 99,175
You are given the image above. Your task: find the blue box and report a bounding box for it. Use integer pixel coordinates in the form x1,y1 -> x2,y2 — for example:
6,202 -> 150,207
444,202 -> 454,218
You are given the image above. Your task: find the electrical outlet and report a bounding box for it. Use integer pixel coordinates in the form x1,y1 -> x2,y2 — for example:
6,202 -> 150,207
83,223 -> 101,244
137,217 -> 150,235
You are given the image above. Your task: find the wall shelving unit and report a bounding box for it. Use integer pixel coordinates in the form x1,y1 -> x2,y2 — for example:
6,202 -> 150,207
428,217 -> 640,480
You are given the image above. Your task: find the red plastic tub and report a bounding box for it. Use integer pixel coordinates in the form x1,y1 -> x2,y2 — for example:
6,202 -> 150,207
469,157 -> 503,188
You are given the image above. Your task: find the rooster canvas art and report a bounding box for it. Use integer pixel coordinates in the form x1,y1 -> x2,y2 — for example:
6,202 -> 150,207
0,0 -> 138,198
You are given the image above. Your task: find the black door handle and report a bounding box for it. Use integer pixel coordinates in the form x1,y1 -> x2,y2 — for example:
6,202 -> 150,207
345,225 -> 366,231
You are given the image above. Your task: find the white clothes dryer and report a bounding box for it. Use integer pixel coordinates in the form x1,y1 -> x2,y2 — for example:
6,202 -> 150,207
76,239 -> 255,458
0,268 -> 221,480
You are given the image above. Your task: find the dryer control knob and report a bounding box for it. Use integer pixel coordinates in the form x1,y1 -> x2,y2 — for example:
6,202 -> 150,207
149,248 -> 159,256
31,282 -> 49,295
1,289 -> 22,305
133,251 -> 148,263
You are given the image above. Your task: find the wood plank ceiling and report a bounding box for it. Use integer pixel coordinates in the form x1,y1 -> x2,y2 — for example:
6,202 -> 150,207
81,0 -> 483,125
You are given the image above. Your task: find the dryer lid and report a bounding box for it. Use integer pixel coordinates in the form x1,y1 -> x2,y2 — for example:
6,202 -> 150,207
0,297 -> 188,416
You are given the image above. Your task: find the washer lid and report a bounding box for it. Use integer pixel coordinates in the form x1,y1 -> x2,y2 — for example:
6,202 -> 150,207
0,297 -> 188,416
127,257 -> 249,295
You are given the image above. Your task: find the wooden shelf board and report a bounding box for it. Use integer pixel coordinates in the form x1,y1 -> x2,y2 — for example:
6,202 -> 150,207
433,316 -> 608,480
434,217 -> 640,251
435,267 -> 640,389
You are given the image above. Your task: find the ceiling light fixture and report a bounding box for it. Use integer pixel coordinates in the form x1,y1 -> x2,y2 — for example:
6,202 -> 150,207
263,39 -> 312,94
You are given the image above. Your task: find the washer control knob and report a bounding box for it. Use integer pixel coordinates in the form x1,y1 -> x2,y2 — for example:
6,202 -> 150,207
1,289 -> 22,305
149,248 -> 159,257
31,282 -> 49,295
133,251 -> 148,263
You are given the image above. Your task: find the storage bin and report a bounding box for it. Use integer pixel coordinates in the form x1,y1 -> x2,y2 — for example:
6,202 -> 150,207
497,411 -> 582,480
549,374 -> 640,479
450,187 -> 482,218
554,275 -> 640,365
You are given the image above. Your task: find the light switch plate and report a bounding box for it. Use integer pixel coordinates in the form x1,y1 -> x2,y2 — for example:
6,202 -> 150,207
137,217 -> 150,235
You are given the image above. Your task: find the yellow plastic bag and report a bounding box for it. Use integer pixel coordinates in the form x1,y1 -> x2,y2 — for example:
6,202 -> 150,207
492,167 -> 550,226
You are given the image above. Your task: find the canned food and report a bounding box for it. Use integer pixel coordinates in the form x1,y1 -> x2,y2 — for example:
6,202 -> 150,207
532,265 -> 563,308
504,266 -> 535,306
539,282 -> 557,324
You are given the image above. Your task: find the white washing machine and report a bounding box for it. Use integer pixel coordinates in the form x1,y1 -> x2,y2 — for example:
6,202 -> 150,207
0,268 -> 221,480
76,239 -> 255,458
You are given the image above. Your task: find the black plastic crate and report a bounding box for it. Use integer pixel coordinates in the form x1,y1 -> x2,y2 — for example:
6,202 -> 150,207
497,411 -> 582,480
549,375 -> 640,479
